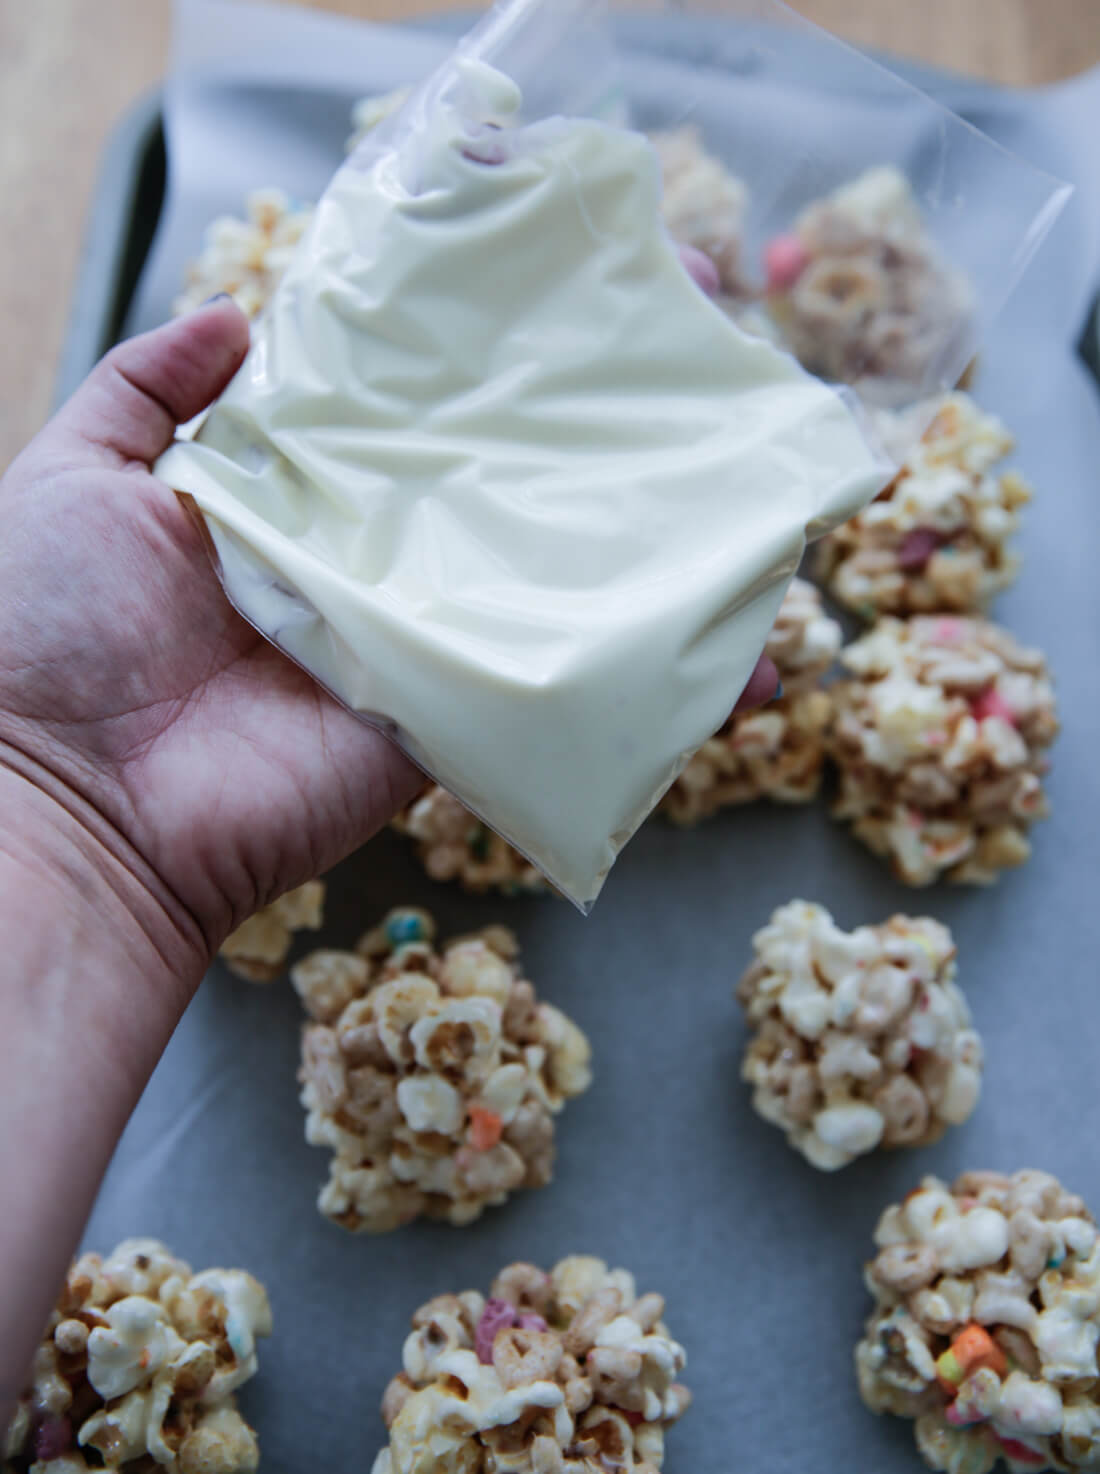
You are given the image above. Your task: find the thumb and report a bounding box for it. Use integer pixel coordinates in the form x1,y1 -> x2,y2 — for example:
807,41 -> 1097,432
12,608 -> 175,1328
54,297 -> 250,467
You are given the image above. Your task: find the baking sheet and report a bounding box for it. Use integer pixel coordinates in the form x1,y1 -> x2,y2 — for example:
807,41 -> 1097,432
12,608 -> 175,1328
90,4 -> 1100,1470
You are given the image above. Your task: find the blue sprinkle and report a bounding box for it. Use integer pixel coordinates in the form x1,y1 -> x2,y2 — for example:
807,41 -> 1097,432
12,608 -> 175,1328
386,911 -> 426,946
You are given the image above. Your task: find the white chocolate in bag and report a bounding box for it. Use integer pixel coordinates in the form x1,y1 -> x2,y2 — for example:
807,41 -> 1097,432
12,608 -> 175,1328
157,66 -> 885,908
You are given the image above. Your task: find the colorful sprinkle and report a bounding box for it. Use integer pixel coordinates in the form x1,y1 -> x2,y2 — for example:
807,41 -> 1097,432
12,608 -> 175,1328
935,1348 -> 965,1393
33,1417 -> 72,1461
936,1323 -> 1006,1396
764,233 -> 810,291
385,910 -> 428,946
896,527 -> 944,572
679,243 -> 721,297
475,1298 -> 521,1363
944,1398 -> 984,1428
468,1105 -> 504,1152
969,687 -> 1017,727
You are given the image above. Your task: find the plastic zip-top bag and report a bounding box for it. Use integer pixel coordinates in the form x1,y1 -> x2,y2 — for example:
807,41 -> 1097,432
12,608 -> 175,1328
156,0 -> 1067,911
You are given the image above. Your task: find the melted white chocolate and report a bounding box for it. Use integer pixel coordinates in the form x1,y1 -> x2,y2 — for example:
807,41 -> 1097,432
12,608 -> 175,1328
157,68 -> 883,907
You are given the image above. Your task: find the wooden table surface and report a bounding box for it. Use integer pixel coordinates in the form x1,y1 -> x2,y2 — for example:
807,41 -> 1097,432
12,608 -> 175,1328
2,0 -> 1099,471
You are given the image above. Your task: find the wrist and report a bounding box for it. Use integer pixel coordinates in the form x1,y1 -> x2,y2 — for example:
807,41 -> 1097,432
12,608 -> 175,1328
0,738 -> 211,1005
0,750 -> 207,1419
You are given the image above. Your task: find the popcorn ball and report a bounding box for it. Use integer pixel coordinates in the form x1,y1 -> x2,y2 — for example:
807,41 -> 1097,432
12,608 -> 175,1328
292,907 -> 592,1232
830,616 -> 1058,885
3,1238 -> 270,1474
817,393 -> 1031,616
218,880 -> 325,981
393,786 -> 547,896
765,166 -> 972,397
736,901 -> 982,1170
857,1170 -> 1100,1474
662,577 -> 841,822
173,187 -> 314,319
649,125 -> 749,296
371,1255 -> 691,1474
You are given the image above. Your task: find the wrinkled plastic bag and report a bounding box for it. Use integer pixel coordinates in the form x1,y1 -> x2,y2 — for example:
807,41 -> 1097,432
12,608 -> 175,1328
156,0 -> 1067,911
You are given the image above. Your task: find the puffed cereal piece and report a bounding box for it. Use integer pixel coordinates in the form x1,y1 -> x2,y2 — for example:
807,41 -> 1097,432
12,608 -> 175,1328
292,908 -> 591,1232
662,577 -> 842,823
3,1239 -> 270,1474
173,187 -> 314,319
856,1170 -> 1100,1473
765,166 -> 972,399
737,902 -> 981,1170
829,615 -> 1057,885
393,787 -> 547,896
219,879 -> 325,981
649,124 -> 750,297
371,1255 -> 691,1474
817,393 -> 1031,617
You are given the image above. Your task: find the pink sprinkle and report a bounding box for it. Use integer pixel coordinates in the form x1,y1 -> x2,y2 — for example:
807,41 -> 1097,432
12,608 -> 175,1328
476,1299 -> 519,1364
34,1416 -> 72,1461
516,1313 -> 548,1333
969,687 -> 1017,727
945,1400 -> 983,1428
933,618 -> 964,644
764,233 -> 809,291
461,133 -> 507,166
896,527 -> 945,572
997,1438 -> 1047,1465
678,244 -> 720,298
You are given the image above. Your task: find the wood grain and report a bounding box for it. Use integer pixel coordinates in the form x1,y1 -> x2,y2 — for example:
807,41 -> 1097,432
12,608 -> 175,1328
1,0 -> 1098,470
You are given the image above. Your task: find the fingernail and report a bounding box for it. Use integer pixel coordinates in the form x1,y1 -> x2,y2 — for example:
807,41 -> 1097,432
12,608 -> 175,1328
773,680 -> 784,701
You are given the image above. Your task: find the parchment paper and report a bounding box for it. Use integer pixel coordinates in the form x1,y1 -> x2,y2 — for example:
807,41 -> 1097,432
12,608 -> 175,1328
99,4 -> 1100,1470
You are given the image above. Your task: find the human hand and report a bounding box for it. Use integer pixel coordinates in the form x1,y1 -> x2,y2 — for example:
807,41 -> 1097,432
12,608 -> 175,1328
0,299 -> 424,974
0,296 -> 775,971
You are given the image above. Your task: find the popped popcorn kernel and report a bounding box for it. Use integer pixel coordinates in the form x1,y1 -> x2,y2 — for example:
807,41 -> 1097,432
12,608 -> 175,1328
817,393 -> 1031,616
3,1240 -> 270,1474
174,187 -> 315,319
766,165 -> 973,400
738,902 -> 981,1169
663,577 -> 842,822
219,879 -> 325,981
374,1257 -> 690,1473
857,1171 -> 1100,1473
829,616 -> 1057,885
293,909 -> 591,1232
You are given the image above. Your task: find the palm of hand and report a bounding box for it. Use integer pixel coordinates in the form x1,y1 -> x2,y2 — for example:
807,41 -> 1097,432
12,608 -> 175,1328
0,303 -> 417,947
